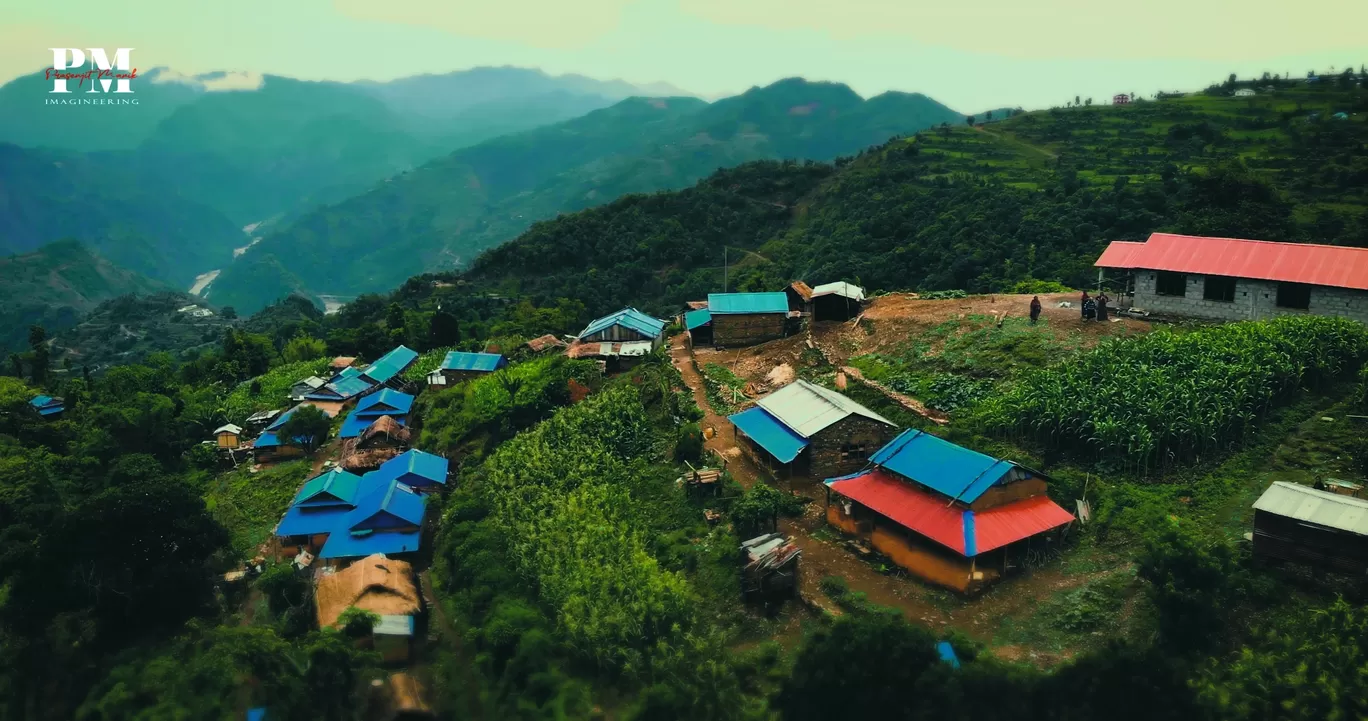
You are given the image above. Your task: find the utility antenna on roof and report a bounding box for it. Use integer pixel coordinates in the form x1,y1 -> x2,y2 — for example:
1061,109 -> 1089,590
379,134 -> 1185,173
724,247 -> 728,293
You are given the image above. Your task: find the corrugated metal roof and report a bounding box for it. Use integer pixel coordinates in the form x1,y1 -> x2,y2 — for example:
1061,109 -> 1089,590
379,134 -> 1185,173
30,395 -> 53,407
729,407 -> 810,463
440,351 -> 506,372
788,282 -> 813,302
345,478 -> 427,528
214,424 -> 243,435
293,468 -> 365,507
826,469 -> 1074,557
810,281 -> 866,302
1254,482 -> 1368,536
1094,241 -> 1148,268
368,449 -> 449,487
578,308 -> 667,339
275,505 -> 351,536
706,292 -> 790,314
869,429 -> 1017,504
355,389 -> 415,416
1095,233 -> 1368,291
362,345 -> 419,384
319,528 -> 422,560
756,379 -> 895,438
684,308 -> 712,330
307,374 -> 375,401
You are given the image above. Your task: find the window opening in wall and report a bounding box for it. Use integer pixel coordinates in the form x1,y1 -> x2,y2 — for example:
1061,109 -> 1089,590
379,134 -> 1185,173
840,442 -> 871,462
1155,271 -> 1186,297
1203,275 -> 1237,302
1276,282 -> 1311,310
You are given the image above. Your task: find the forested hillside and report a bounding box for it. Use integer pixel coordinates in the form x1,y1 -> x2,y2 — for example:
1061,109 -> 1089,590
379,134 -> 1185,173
0,145 -> 246,286
0,241 -> 169,354
468,81 -> 1368,317
209,78 -> 967,312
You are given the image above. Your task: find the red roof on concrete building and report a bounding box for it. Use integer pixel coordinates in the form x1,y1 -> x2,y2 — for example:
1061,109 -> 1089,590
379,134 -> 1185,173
1096,233 -> 1368,291
827,468 -> 1074,557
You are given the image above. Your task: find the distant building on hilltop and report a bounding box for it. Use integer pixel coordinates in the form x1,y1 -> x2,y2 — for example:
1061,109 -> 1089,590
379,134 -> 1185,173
1095,233 -> 1368,323
1234,88 -> 1256,97
1112,93 -> 1131,105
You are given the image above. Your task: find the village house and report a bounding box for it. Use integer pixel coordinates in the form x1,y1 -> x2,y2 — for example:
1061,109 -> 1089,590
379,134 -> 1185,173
275,462 -> 429,563
288,375 -> 327,401
315,554 -> 422,664
809,281 -> 866,322
784,281 -> 813,313
1251,482 -> 1368,575
729,379 -> 898,479
566,307 -> 668,369
707,292 -> 791,347
339,389 -> 414,438
244,408 -> 281,431
1096,233 -> 1368,323
526,334 -> 567,354
340,416 -> 413,472
253,403 -> 336,463
430,351 -> 507,387
824,429 -> 1075,594
366,448 -> 450,492
28,394 -> 64,418
684,308 -> 713,346
213,423 -> 244,449
306,345 -> 419,403
1112,93 -> 1131,105
329,356 -> 358,374
1234,88 -> 1256,97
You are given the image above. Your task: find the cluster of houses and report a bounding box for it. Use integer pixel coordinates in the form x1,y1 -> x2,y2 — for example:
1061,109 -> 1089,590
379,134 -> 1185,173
27,393 -> 64,418
685,281 -> 866,348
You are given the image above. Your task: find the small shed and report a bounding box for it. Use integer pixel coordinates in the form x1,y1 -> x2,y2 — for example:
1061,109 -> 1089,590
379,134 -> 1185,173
28,394 -> 65,418
576,308 -> 668,348
707,293 -> 791,347
809,282 -> 866,322
684,308 -> 713,346
1252,481 -> 1368,575
526,334 -> 567,354
289,376 -> 327,401
436,351 -> 507,385
213,423 -> 244,449
784,281 -> 814,313
728,379 -> 897,479
739,532 -> 801,603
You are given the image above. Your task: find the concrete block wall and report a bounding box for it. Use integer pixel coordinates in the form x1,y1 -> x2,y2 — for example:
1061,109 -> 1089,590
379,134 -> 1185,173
1131,271 -> 1368,324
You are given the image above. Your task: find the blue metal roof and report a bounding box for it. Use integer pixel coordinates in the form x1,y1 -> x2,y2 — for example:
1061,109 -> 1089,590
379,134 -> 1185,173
291,468 -> 364,507
578,308 -> 667,339
439,351 -> 506,372
355,389 -> 415,416
30,395 -> 53,407
936,641 -> 961,669
361,345 -> 419,384
344,477 -> 427,528
247,709 -> 267,721
869,429 -> 1015,504
706,292 -> 789,315
275,505 -> 350,536
338,412 -> 408,439
38,405 -> 65,416
729,407 -> 809,463
684,308 -> 712,330
306,374 -> 374,401
369,449 -> 449,487
318,528 -> 422,560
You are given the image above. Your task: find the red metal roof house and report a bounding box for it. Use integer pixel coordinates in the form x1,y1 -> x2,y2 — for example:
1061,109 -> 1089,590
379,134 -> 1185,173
824,430 -> 1074,594
1095,233 -> 1368,323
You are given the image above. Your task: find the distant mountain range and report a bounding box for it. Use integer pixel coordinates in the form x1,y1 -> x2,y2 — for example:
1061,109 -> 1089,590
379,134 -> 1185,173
205,78 -> 967,312
0,240 -> 169,354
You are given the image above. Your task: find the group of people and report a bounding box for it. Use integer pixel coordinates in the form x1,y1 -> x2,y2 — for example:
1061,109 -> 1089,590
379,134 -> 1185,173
1027,291 -> 1111,325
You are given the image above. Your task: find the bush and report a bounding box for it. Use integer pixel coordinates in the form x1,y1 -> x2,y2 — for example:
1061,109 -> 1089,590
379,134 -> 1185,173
918,289 -> 968,300
1006,278 -> 1073,294
338,607 -> 379,638
674,422 -> 703,462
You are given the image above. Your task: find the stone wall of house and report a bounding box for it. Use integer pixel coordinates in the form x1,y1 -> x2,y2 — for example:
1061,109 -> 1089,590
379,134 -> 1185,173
712,313 -> 787,347
1131,271 -> 1368,323
808,415 -> 898,480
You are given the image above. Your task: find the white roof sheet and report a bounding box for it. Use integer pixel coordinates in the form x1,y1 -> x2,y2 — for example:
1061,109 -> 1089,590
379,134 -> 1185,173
374,614 -> 415,636
756,379 -> 895,438
1254,482 -> 1368,536
810,282 -> 865,302
213,424 -> 243,435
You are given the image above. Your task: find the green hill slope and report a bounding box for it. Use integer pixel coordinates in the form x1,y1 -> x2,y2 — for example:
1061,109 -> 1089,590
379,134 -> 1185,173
467,82 -> 1368,317
0,144 -> 246,286
0,240 -> 169,353
210,78 -> 965,312
49,292 -> 236,370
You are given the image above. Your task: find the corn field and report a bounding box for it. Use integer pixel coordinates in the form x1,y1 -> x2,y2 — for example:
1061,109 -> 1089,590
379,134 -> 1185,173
978,316 -> 1368,475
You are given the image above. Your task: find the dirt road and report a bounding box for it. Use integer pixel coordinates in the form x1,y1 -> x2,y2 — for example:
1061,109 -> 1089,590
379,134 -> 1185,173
670,332 -> 1117,660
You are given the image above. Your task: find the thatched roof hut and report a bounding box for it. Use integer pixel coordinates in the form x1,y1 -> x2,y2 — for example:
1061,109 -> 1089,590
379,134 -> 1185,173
315,554 -> 420,629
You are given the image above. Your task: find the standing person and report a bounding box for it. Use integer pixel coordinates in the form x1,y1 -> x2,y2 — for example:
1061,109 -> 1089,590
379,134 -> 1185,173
1096,292 -> 1110,322
1080,291 -> 1091,320
1029,296 -> 1042,325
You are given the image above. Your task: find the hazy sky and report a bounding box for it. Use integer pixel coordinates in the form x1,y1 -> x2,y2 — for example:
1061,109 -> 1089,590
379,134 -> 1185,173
5,0 -> 1365,112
